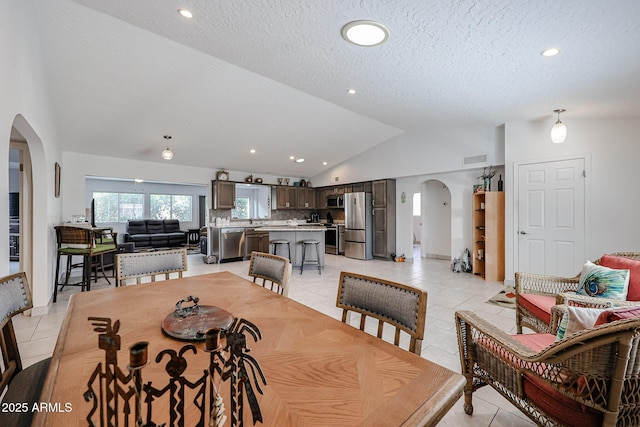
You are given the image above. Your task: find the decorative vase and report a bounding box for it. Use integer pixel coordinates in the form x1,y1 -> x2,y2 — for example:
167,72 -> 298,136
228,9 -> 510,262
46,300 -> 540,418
484,177 -> 491,191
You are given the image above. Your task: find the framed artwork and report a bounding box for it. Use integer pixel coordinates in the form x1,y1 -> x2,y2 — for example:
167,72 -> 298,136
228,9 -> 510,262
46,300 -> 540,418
55,162 -> 61,198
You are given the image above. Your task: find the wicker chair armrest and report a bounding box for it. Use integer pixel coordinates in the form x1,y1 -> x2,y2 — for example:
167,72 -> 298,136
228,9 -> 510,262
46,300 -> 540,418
456,310 -> 539,359
515,272 -> 579,296
549,304 -> 570,335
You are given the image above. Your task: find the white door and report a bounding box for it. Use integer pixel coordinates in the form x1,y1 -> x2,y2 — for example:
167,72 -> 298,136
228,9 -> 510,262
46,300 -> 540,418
517,158 -> 586,277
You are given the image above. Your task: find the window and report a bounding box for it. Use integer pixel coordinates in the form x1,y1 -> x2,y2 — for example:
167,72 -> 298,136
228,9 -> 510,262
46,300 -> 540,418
93,192 -> 144,223
150,194 -> 192,221
413,193 -> 421,216
232,197 -> 250,219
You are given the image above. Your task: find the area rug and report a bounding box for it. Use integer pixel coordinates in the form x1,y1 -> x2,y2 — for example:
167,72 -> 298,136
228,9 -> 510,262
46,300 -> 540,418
486,286 -> 516,309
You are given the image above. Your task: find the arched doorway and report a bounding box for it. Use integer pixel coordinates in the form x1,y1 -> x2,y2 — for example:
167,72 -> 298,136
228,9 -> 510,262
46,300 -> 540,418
9,114 -> 50,310
415,180 -> 452,260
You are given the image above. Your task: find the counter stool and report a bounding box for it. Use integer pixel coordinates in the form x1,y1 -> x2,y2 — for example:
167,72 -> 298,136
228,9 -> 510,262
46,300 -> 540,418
300,240 -> 321,275
270,239 -> 291,260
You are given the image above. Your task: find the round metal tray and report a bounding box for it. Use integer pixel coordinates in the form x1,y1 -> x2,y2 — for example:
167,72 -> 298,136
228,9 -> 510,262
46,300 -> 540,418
161,297 -> 235,341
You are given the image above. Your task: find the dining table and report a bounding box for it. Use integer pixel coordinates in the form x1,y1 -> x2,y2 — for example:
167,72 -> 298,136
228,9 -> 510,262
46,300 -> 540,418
33,272 -> 465,426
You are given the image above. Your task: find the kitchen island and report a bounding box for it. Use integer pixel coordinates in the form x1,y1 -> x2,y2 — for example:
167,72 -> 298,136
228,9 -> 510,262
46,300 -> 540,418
257,225 -> 325,270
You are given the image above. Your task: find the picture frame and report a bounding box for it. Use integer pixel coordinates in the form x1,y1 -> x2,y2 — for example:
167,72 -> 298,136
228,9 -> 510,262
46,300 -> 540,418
55,162 -> 61,198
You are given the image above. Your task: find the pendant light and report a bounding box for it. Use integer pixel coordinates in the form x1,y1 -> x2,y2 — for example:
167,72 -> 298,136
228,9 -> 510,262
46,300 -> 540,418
162,135 -> 174,160
550,109 -> 567,144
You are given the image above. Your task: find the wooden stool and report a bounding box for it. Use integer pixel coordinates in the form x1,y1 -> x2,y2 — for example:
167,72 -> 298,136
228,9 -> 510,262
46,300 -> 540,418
300,240 -> 321,275
270,239 -> 291,260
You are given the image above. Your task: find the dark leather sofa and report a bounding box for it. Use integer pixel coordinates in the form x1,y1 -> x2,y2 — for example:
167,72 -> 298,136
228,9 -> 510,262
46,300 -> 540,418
123,219 -> 186,248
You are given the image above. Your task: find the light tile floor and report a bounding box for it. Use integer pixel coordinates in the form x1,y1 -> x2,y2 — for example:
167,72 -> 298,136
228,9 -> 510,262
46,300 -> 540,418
13,248 -> 535,426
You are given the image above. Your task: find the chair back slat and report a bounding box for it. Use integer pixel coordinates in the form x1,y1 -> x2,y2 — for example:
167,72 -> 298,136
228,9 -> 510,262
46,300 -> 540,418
0,273 -> 32,394
248,252 -> 292,297
115,249 -> 188,286
336,271 -> 427,355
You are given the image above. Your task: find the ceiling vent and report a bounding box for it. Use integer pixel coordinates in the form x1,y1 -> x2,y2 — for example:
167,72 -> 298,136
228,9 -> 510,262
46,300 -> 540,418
463,154 -> 487,166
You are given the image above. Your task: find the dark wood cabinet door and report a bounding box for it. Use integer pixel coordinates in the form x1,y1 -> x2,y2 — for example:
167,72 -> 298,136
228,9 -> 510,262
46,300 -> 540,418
372,207 -> 387,258
213,180 -> 236,209
372,180 -> 387,207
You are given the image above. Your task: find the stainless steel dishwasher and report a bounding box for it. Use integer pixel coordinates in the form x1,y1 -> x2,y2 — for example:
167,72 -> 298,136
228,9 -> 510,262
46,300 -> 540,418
209,227 -> 245,262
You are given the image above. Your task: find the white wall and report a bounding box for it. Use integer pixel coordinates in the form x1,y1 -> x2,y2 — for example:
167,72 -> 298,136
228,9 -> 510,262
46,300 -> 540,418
310,125 -> 504,186
421,180 -> 451,259
505,117 -> 640,283
396,169 -> 504,262
1,0 -> 62,312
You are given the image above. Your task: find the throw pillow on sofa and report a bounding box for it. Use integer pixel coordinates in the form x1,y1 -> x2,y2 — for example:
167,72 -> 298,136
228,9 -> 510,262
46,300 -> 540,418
576,261 -> 630,300
599,255 -> 640,301
555,306 -> 607,341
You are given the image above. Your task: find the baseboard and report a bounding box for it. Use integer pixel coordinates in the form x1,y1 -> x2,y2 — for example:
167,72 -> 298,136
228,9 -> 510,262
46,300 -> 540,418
424,253 -> 451,261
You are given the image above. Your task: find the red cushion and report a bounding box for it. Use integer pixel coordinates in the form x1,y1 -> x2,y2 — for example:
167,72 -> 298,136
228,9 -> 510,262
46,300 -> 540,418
518,294 -> 556,325
511,333 -> 556,352
599,255 -> 640,301
594,306 -> 640,326
523,372 -> 603,427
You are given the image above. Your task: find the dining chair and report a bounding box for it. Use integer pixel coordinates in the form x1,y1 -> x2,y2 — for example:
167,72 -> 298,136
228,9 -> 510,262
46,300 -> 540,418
53,225 -> 118,302
247,251 -> 292,297
336,271 -> 427,355
0,272 -> 51,427
115,248 -> 188,286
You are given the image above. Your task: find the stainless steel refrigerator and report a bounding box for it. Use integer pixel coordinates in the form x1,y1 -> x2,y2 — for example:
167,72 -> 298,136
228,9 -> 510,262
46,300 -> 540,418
344,192 -> 373,260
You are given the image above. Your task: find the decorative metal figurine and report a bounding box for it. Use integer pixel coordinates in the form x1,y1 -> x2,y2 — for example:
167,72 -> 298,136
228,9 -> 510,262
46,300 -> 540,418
83,305 -> 266,427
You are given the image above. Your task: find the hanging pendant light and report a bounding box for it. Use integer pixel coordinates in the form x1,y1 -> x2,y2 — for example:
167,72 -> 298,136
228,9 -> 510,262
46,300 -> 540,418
550,109 -> 567,144
162,135 -> 174,160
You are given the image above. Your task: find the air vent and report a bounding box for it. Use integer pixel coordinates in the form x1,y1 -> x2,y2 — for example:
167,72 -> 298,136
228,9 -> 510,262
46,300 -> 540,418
463,154 -> 487,166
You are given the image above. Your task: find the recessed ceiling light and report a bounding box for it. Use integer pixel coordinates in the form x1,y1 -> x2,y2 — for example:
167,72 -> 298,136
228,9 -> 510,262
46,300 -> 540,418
289,156 -> 295,160
250,149 -> 256,154
134,178 -> 144,183
295,158 -> 306,163
341,20 -> 389,47
541,47 -> 559,57
178,9 -> 193,19
322,161 -> 328,166
347,89 -> 356,95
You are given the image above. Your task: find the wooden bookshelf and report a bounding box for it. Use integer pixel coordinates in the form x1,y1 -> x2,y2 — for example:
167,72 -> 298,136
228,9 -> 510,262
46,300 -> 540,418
472,191 -> 504,281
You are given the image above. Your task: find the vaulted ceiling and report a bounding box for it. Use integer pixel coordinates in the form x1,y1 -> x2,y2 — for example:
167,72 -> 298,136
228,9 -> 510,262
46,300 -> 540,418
33,0 -> 640,177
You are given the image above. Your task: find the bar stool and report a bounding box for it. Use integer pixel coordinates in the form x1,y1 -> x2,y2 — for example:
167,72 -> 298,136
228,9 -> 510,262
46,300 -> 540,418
300,240 -> 321,275
270,239 -> 291,260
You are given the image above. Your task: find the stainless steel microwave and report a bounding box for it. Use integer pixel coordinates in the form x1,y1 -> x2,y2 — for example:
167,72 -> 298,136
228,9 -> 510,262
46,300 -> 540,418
327,195 -> 344,208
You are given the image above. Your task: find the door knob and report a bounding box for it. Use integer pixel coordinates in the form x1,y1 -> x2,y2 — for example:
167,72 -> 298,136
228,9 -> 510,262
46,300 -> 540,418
520,231 -> 528,235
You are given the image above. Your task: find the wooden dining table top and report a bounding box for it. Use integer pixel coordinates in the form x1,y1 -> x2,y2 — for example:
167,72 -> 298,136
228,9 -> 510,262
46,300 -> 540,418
33,272 -> 464,427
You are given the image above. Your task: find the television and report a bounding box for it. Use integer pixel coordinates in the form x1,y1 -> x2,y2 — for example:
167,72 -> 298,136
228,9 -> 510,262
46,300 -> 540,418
9,192 -> 19,217
90,198 -> 96,227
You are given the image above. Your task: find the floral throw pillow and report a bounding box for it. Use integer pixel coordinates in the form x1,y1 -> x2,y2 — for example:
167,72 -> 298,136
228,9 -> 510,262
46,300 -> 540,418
576,261 -> 630,300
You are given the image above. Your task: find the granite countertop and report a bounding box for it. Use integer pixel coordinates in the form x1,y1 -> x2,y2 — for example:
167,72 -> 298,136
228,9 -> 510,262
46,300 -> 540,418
256,225 -> 326,232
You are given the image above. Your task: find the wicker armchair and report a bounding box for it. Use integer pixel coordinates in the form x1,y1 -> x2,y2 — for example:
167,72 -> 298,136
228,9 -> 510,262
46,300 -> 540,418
456,305 -> 640,426
515,252 -> 640,334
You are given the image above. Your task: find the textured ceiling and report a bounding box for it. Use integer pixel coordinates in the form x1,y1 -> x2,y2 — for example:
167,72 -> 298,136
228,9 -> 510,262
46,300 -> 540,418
34,0 -> 640,178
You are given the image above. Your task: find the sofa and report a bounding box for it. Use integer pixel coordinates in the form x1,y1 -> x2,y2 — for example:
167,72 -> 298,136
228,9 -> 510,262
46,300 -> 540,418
515,252 -> 640,334
123,219 -> 186,248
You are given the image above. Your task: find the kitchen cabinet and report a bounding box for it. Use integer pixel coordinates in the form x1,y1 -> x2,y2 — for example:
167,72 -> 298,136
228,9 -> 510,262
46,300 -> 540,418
371,179 -> 396,259
297,187 -> 316,209
212,180 -> 236,209
316,188 -> 327,209
472,191 -> 504,281
326,186 -> 345,195
245,228 -> 270,257
276,186 -> 298,209
372,180 -> 388,207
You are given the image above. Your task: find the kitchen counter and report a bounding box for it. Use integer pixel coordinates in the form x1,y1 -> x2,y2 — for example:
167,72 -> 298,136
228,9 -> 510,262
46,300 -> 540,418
256,225 -> 326,232
260,227 -> 325,270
